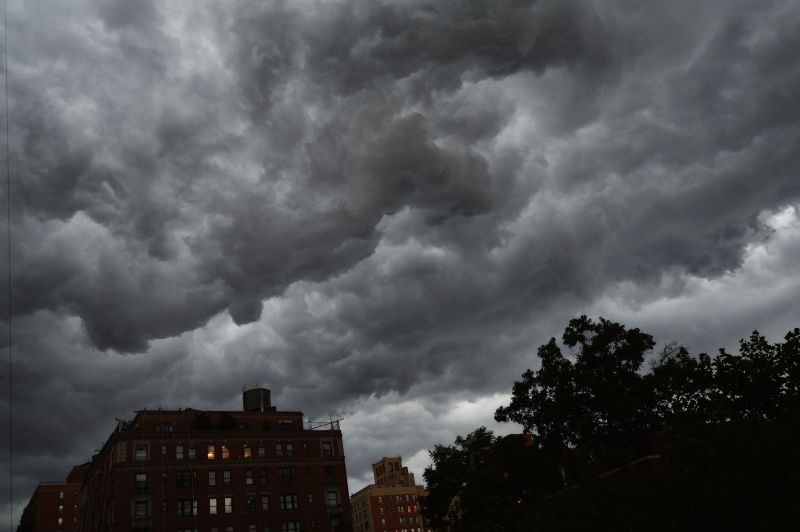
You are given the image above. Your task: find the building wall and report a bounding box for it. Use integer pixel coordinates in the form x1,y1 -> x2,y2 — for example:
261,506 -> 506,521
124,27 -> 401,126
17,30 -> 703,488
18,482 -> 82,532
78,408 -> 352,532
351,485 -> 428,532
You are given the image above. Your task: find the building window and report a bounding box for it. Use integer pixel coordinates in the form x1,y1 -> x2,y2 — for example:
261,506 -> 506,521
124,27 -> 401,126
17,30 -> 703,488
176,445 -> 184,460
279,494 -> 299,510
321,442 -> 332,458
324,467 -> 335,483
281,522 -> 300,532
285,443 -> 294,458
249,525 -> 257,532
259,469 -> 268,485
245,470 -> 254,485
302,441 -> 308,452
221,445 -> 230,459
224,497 -> 233,514
326,491 -> 338,507
277,468 -> 295,484
397,506 -> 403,513
188,445 -> 196,460
176,499 -> 198,516
263,526 -> 271,532
209,471 -> 217,487
225,526 -> 233,532
58,505 -> 63,513
243,444 -> 252,459
261,495 -> 270,511
258,445 -> 265,458
223,470 -> 231,486
208,445 -> 216,460
135,501 -> 149,519
307,493 -> 313,503
177,471 -> 197,488
275,443 -> 283,457
58,517 -> 63,525
209,498 -> 218,515
162,445 -> 167,456
310,520 -> 316,530
135,473 -> 147,489
244,495 -> 255,513
59,491 -> 64,499
135,444 -> 148,461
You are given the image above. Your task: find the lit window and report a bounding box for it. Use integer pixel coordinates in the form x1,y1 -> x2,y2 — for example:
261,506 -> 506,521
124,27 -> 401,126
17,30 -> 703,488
209,498 -> 218,515
176,445 -> 184,460
208,471 -> 217,487
245,470 -> 254,485
221,445 -> 230,459
224,497 -> 233,514
326,491 -> 338,507
208,445 -> 216,460
135,473 -> 147,489
243,444 -> 252,459
188,445 -> 196,460
135,444 -> 148,461
223,470 -> 231,486
261,495 -> 270,511
58,518 -> 63,525
321,442 -> 332,457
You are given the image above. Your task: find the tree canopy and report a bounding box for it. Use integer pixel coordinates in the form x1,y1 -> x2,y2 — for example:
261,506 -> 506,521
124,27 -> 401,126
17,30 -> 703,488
422,317 -> 800,531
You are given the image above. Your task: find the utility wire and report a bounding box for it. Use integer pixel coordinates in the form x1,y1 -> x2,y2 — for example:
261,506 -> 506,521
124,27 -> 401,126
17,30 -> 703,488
3,0 -> 12,529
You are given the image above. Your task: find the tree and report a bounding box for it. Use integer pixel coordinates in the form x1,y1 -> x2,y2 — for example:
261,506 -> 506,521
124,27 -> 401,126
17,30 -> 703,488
422,318 -> 800,531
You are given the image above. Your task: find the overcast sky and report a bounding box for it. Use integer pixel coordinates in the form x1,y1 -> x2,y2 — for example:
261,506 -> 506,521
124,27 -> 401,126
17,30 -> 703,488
2,0 -> 800,523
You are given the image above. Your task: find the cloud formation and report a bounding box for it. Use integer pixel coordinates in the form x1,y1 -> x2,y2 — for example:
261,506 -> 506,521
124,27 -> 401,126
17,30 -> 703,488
2,0 -> 800,521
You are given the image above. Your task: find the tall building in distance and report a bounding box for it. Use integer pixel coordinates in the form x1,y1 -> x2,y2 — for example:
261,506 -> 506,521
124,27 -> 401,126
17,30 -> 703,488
19,387 -> 353,532
18,464 -> 89,532
350,457 -> 430,532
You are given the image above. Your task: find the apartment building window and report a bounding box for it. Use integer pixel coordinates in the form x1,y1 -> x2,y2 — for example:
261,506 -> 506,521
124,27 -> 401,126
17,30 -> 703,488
261,495 -> 270,511
134,501 -> 148,519
249,525 -> 257,532
263,526 -> 272,532
135,473 -> 147,489
243,444 -> 252,459
209,498 -> 218,515
281,521 -> 300,532
135,444 -> 148,461
302,441 -> 308,452
208,471 -> 217,487
285,443 -> 294,457
279,494 -> 299,510
59,491 -> 64,499
58,505 -> 63,513
324,467 -> 335,483
245,470 -> 254,485
246,495 -> 257,512
176,445 -> 184,460
176,499 -> 198,516
163,500 -> 168,512
58,517 -> 63,526
307,493 -> 313,503
321,442 -> 332,457
225,527 -> 233,532
259,469 -> 268,485
208,445 -> 216,460
277,468 -> 295,484
221,445 -> 230,459
397,506 -> 403,513
176,471 -> 197,488
223,470 -> 232,486
326,491 -> 338,507
188,445 -> 196,460
162,445 -> 167,456
310,519 -> 316,530
224,497 -> 233,514
275,443 -> 283,457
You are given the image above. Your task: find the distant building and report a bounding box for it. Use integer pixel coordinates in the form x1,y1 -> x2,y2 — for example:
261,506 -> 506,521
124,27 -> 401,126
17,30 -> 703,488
19,387 -> 353,532
17,464 -> 89,532
350,457 -> 430,532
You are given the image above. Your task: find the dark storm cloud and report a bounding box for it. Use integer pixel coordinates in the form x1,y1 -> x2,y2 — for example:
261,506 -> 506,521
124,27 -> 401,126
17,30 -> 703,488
4,0 -> 800,521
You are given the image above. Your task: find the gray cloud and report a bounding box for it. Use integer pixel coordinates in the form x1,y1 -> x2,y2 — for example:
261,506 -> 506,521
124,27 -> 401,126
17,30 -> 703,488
3,0 -> 800,523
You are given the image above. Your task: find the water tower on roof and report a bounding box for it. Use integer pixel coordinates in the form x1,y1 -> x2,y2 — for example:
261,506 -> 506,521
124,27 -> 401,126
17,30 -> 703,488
242,386 -> 276,412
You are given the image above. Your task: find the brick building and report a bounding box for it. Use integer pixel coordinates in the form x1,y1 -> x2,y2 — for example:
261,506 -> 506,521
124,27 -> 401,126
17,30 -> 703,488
350,458 -> 430,532
20,388 -> 353,532
17,465 -> 89,532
